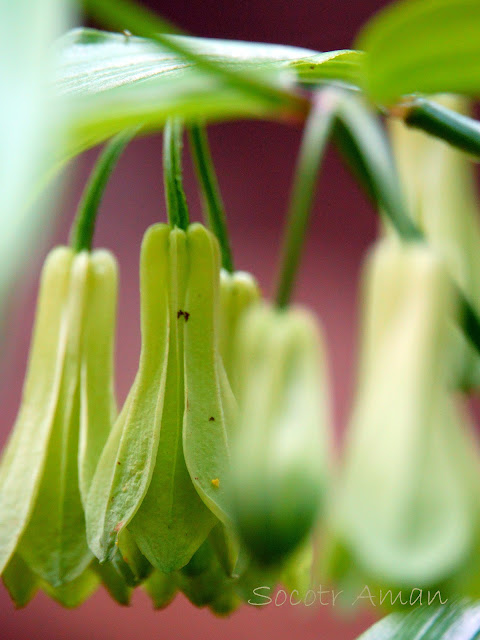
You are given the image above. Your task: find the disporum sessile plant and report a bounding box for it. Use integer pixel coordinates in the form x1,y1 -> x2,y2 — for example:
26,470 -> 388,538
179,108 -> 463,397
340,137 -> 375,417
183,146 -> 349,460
4,40 -> 480,625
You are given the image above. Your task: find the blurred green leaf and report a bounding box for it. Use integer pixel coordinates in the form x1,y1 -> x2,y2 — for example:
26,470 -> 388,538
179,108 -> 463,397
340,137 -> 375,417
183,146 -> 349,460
0,1 -> 73,327
357,602 -> 480,639
292,50 -> 364,87
54,28 -> 359,165
357,0 -> 480,105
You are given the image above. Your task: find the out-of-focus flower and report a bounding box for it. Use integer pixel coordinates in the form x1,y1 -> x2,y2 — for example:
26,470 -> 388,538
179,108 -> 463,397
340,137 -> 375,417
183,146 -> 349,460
219,269 -> 260,394
389,96 -> 480,388
228,303 -> 332,567
334,237 -> 480,589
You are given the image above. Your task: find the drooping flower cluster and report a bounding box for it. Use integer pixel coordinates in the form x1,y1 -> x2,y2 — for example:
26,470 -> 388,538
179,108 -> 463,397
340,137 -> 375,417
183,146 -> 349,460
0,222 -> 332,612
3,95 -> 480,616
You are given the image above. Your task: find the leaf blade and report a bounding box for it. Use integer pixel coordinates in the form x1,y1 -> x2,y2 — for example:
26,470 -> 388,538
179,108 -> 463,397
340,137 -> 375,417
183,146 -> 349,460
357,0 -> 480,104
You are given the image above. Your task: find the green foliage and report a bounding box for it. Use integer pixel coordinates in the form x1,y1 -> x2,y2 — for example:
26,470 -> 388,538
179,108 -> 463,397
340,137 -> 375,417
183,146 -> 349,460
53,28 -> 357,166
0,0 -> 73,329
357,0 -> 480,104
357,601 -> 480,640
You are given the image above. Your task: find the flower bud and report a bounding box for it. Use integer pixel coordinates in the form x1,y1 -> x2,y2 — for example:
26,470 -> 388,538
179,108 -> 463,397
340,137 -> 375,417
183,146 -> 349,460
336,237 -> 480,587
228,304 -> 332,566
219,269 -> 260,394
0,246 -> 118,590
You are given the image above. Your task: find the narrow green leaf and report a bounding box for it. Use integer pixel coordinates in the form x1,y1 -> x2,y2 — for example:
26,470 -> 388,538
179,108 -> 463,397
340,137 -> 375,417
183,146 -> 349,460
357,601 -> 480,640
357,0 -> 480,104
292,50 -> 364,87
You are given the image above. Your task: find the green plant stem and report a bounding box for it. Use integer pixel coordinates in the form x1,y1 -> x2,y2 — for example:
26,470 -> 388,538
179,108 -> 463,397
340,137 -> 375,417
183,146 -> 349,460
70,128 -> 138,252
458,293 -> 480,359
275,91 -> 338,308
188,124 -> 233,272
332,91 -> 422,241
332,91 -> 480,357
164,118 -> 189,230
82,0 -> 308,121
393,97 -> 480,158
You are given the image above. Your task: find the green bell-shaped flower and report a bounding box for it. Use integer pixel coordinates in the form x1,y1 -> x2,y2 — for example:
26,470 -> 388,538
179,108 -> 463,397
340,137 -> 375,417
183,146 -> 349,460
0,246 -> 118,591
335,237 -> 480,588
228,303 -> 332,567
389,96 -> 480,388
86,223 -> 237,574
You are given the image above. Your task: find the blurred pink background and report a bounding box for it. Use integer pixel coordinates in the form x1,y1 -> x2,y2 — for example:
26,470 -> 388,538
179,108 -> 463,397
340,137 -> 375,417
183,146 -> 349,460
0,0 -> 389,637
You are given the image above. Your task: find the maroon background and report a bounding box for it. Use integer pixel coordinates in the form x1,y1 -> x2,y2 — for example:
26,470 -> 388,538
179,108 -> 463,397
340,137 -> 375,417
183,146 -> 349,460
0,1 -> 389,637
